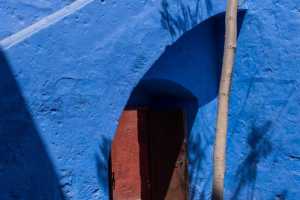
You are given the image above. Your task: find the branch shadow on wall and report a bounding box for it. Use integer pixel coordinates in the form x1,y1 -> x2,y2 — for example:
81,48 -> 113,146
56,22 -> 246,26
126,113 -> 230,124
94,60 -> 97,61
95,136 -> 112,198
231,121 -> 273,200
188,125 -> 213,200
160,0 -> 202,38
273,190 -> 288,200
160,0 -> 245,40
0,50 -> 67,199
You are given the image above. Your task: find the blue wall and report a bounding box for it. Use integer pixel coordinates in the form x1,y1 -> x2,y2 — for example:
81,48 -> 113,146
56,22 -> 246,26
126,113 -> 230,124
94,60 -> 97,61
0,0 -> 299,199
0,0 -> 73,39
127,13 -> 228,198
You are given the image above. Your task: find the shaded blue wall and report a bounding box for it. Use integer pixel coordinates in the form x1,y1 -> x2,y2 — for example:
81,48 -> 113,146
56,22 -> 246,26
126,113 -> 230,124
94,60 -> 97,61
0,0 -> 299,199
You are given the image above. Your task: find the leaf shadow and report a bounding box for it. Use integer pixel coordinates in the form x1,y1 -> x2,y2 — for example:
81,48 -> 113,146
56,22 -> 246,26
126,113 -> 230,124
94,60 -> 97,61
160,0 -> 203,39
232,121 -> 273,200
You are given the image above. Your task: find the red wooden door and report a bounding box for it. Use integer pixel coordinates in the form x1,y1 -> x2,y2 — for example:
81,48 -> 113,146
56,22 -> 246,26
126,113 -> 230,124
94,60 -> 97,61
111,110 -> 148,200
111,109 -> 187,200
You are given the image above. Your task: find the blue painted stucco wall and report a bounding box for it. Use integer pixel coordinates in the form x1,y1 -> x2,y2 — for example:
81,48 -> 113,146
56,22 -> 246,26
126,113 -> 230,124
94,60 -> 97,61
0,0 -> 299,199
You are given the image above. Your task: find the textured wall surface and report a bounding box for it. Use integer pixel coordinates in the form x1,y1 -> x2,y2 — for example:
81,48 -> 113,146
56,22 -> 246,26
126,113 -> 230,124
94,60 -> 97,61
0,0 -> 299,199
0,0 -> 73,39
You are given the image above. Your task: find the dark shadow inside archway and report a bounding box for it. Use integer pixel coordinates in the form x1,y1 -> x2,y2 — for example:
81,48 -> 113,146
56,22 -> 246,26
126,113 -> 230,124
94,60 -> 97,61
127,79 -> 199,133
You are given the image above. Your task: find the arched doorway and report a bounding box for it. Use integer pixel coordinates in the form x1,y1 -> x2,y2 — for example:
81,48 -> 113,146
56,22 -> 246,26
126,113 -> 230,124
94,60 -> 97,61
107,11 -> 246,200
111,80 -> 198,200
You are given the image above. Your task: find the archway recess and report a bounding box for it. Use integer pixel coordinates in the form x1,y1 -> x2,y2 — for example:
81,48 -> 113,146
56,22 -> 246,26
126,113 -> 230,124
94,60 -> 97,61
106,10 -> 246,199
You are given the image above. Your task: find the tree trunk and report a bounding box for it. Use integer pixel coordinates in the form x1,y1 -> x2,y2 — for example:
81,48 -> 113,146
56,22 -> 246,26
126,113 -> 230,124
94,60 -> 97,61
212,0 -> 238,200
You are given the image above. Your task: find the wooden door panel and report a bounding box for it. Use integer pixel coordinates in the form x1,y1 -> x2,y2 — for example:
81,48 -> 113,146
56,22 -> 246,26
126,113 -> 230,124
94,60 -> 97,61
111,109 -> 187,200
111,110 -> 142,200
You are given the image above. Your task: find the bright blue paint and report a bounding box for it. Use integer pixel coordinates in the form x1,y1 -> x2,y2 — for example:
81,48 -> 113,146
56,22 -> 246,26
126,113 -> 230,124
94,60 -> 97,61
0,0 -> 299,199
0,0 -> 74,39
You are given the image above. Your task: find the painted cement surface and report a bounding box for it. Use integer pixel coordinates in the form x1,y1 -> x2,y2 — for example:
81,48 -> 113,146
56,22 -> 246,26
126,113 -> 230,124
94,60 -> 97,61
0,0 -> 299,199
